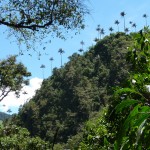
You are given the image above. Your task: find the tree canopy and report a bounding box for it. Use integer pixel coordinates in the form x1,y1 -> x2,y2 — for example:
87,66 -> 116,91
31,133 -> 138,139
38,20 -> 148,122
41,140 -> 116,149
0,124 -> 48,149
80,28 -> 150,149
0,55 -> 31,101
13,32 -> 133,149
0,0 -> 89,50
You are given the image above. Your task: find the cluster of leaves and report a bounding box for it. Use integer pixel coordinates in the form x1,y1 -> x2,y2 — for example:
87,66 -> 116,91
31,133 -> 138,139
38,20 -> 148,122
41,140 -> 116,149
0,55 -> 31,101
79,107 -> 109,150
0,0 -> 88,50
12,32 -> 133,148
0,124 -> 48,149
107,28 -> 150,149
80,28 -> 150,149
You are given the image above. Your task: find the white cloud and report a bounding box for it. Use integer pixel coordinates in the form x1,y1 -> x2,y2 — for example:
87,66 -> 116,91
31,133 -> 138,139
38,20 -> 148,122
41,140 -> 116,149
0,77 -> 43,114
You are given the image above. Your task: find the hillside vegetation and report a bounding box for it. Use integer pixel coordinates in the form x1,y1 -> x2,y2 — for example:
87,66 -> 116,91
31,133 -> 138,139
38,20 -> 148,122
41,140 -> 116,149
0,112 -> 11,121
12,32 -> 133,149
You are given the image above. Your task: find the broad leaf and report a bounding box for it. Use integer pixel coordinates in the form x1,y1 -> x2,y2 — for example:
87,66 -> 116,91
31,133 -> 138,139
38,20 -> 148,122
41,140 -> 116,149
115,99 -> 139,113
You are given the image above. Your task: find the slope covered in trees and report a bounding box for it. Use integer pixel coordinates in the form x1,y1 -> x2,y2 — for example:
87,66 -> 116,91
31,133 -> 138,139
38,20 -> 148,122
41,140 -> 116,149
80,28 -> 150,150
12,32 -> 133,148
0,112 -> 11,121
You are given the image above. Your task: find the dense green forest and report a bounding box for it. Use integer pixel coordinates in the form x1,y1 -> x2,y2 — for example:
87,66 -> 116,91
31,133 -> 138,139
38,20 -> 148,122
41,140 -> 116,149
6,28 -> 149,150
1,1 -> 150,149
2,29 -> 150,150
8,32 -> 133,149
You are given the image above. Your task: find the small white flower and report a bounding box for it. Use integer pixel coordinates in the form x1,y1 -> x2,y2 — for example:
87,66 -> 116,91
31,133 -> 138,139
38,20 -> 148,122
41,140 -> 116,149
132,79 -> 136,84
95,136 -> 100,139
144,39 -> 149,42
145,85 -> 150,92
120,96 -> 125,100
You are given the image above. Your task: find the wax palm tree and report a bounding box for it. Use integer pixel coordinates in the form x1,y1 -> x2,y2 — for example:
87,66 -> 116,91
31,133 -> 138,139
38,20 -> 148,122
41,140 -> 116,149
40,64 -> 45,79
94,38 -> 99,42
132,23 -> 137,32
129,21 -> 132,25
120,11 -> 126,32
100,28 -> 105,39
49,57 -> 54,74
96,24 -> 101,39
125,27 -> 129,34
143,14 -> 148,26
78,40 -> 84,54
115,20 -> 120,32
129,21 -> 133,30
109,27 -> 114,34
80,40 -> 84,48
58,48 -> 64,67
38,51 -> 41,60
78,48 -> 84,53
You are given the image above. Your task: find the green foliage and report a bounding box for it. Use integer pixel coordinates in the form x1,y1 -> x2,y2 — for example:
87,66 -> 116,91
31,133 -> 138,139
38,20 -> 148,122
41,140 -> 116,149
79,107 -> 110,150
107,27 -> 150,149
77,29 -> 150,150
12,32 -> 133,147
0,55 -> 31,101
0,0 -> 88,50
0,124 -> 48,149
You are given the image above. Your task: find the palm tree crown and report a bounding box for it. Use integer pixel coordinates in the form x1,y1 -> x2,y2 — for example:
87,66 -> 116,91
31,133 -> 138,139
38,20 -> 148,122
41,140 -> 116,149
132,23 -> 137,32
40,64 -> 45,68
50,57 -> 54,61
100,28 -> 105,39
49,57 -> 54,74
120,11 -> 126,31
109,27 -> 114,33
115,20 -> 120,32
40,64 -> 46,79
58,48 -> 65,67
78,48 -> 84,53
143,14 -> 148,26
96,24 -> 101,39
58,48 -> 64,54
125,28 -> 129,34
80,40 -> 85,47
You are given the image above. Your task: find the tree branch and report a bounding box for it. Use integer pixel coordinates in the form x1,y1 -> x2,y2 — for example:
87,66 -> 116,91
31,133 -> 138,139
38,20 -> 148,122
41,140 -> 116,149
0,88 -> 11,102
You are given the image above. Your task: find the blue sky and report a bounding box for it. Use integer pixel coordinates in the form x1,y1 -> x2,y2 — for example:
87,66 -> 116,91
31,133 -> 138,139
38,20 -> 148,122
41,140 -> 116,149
1,0 -> 150,79
0,0 -> 150,114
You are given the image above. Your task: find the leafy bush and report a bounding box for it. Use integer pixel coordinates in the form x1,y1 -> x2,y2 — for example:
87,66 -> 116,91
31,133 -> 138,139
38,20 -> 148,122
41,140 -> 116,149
79,28 -> 150,150
0,124 -> 48,150
79,107 -> 110,150
107,27 -> 150,149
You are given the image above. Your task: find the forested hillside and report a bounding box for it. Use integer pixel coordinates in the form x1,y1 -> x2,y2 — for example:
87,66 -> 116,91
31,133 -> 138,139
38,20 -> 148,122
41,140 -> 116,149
0,112 -> 11,121
2,1 -> 150,149
13,32 -> 133,148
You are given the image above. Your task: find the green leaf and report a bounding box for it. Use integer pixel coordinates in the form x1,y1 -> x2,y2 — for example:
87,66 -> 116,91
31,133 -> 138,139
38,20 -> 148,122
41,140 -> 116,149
104,137 -> 109,146
118,105 -> 139,144
115,99 -> 139,113
134,106 -> 150,127
114,141 -> 119,150
114,88 -> 141,98
136,119 -> 146,145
